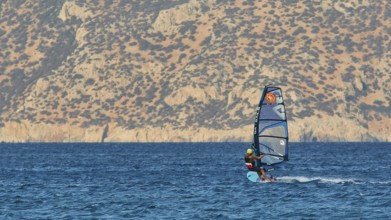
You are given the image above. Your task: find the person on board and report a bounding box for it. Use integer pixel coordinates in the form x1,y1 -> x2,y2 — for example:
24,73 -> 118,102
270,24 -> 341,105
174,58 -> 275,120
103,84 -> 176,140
245,148 -> 271,182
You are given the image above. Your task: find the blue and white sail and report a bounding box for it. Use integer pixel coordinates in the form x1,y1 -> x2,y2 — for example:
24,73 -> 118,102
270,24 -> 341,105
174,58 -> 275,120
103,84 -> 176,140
253,86 -> 289,168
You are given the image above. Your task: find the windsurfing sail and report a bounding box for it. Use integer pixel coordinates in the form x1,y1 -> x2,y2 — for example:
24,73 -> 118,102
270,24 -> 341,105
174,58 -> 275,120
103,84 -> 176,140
253,86 -> 288,168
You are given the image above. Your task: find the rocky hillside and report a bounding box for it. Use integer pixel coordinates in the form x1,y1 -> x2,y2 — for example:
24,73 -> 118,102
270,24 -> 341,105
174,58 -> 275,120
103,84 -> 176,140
0,0 -> 390,142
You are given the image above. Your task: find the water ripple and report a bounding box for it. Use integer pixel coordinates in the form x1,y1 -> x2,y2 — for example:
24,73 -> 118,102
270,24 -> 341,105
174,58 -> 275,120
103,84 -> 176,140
0,142 -> 390,219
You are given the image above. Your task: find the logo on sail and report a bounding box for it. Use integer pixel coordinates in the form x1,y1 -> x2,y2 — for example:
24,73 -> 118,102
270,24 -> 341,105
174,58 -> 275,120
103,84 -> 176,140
265,92 -> 276,104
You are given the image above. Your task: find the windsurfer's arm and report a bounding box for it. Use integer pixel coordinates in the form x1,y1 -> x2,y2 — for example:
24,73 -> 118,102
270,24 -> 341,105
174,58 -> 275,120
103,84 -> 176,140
250,154 -> 265,160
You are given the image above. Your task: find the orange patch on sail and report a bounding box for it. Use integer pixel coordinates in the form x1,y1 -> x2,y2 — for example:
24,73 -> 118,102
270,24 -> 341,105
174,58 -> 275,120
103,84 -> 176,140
265,93 -> 276,104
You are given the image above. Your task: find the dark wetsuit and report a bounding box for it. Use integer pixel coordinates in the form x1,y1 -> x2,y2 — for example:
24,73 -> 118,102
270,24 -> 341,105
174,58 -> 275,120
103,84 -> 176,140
245,155 -> 263,172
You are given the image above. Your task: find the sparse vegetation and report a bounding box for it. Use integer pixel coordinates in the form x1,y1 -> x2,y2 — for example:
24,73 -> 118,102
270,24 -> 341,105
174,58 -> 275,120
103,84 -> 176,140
0,0 -> 388,141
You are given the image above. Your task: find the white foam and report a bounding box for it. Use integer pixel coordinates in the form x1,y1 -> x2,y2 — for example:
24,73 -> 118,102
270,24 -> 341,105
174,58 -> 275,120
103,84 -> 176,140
277,176 -> 360,184
277,176 -> 391,185
369,180 -> 391,185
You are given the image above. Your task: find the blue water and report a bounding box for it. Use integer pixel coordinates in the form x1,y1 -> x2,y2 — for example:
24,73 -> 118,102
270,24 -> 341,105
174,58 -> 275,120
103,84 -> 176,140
0,142 -> 390,219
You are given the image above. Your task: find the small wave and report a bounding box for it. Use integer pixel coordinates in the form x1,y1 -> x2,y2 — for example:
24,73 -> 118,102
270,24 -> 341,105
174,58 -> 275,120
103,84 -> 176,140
277,176 -> 360,184
369,180 -> 391,185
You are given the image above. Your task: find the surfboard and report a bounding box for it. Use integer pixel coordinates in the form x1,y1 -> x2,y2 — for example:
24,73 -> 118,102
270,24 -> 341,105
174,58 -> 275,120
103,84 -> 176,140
247,171 -> 277,183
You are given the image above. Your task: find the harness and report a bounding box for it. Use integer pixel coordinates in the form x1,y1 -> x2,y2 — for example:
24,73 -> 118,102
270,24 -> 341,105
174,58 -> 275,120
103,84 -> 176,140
244,156 -> 254,169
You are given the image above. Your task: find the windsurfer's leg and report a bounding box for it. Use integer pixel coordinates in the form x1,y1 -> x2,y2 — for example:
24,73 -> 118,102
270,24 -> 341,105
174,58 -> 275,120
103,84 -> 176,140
261,168 -> 271,182
257,172 -> 263,182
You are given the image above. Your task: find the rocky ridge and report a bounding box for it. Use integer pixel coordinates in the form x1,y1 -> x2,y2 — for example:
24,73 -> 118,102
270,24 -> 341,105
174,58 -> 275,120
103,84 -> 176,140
0,0 -> 390,142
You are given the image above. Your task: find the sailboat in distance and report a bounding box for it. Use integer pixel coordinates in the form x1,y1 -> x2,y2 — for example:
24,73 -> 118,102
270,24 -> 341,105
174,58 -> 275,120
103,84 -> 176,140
246,86 -> 289,182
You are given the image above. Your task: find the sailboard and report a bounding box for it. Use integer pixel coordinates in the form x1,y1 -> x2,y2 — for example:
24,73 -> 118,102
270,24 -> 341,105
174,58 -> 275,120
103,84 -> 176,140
247,86 -> 289,182
247,171 -> 277,183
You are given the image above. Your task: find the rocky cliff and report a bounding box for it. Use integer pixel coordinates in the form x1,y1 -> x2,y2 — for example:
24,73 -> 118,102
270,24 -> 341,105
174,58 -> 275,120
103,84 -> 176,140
0,0 -> 390,142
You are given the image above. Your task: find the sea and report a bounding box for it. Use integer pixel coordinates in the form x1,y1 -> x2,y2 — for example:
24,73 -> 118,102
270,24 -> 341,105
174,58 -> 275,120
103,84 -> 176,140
0,142 -> 390,219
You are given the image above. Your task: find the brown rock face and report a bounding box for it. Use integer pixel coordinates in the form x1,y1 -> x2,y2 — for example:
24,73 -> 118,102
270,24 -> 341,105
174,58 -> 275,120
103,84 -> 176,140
0,0 -> 389,142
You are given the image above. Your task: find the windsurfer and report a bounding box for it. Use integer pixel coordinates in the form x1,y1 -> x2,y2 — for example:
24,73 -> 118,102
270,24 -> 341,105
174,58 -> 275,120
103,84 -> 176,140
245,149 -> 271,182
